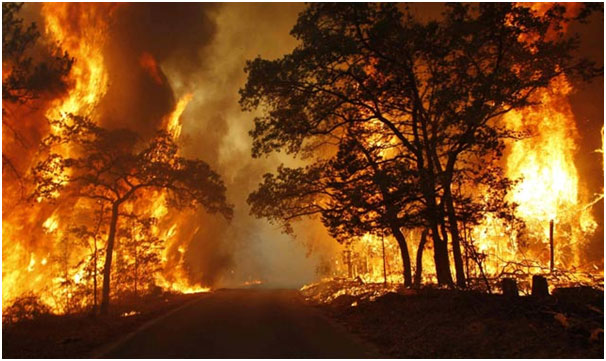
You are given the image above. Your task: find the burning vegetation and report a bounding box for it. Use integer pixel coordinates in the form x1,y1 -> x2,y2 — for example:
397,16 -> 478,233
3,3 -> 232,319
1,2 -> 604,345
242,2 -> 604,297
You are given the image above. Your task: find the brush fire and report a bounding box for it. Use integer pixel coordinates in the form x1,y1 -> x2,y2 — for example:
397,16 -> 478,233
1,2 -> 604,358
2,3 -> 227,318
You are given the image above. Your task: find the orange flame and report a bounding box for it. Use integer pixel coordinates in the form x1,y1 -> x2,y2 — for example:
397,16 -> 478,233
2,4 -> 209,315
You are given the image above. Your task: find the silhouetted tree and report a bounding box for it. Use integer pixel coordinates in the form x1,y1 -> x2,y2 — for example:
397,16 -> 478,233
33,115 -> 232,314
2,3 -> 73,103
249,124 -> 425,287
68,209 -> 106,313
241,3 -> 601,287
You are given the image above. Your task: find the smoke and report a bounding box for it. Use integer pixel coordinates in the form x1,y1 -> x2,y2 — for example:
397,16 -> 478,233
77,3 -> 329,288
10,3 -> 602,293
172,3 -> 336,288
97,3 -> 220,137
62,3 -> 606,285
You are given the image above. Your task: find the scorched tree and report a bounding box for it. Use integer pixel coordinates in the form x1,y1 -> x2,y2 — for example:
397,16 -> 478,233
33,115 -> 232,314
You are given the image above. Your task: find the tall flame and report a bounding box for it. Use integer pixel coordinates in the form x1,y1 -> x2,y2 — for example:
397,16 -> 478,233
470,75 -> 598,275
467,4 -> 600,278
2,4 -> 209,315
42,3 -> 112,120
165,93 -> 193,139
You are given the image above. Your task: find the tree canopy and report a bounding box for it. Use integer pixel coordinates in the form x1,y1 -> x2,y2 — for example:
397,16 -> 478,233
33,115 -> 232,313
2,2 -> 73,104
241,3 -> 601,288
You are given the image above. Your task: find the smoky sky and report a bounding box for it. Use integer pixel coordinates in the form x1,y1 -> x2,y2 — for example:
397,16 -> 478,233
21,3 -> 603,288
98,3 -> 218,137
84,2 -> 327,287
92,3 -> 604,283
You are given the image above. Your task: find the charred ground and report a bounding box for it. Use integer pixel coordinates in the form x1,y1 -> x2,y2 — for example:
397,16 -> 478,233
302,280 -> 604,358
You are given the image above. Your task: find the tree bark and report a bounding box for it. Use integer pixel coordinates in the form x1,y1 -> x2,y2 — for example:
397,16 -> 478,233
432,230 -> 453,286
381,235 -> 387,285
419,181 -> 453,286
443,185 -> 467,288
391,226 -> 412,287
414,229 -> 428,288
100,202 -> 120,315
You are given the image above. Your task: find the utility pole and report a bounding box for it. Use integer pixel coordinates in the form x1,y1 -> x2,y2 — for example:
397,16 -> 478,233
549,219 -> 554,272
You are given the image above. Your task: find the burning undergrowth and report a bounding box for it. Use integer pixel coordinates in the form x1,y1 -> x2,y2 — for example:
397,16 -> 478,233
300,278 -> 402,306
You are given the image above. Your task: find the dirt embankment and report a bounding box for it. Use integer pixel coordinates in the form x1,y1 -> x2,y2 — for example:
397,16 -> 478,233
304,281 -> 604,358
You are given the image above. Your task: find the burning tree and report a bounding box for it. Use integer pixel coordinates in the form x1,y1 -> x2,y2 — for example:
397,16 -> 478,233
2,2 -> 73,187
2,3 -> 73,104
115,216 -> 164,298
242,3 -> 601,288
33,115 -> 233,313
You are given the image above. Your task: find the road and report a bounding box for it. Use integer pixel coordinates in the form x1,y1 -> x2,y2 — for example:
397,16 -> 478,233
99,289 -> 379,358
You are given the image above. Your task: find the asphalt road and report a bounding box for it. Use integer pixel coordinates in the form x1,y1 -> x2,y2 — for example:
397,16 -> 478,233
100,289 -> 379,358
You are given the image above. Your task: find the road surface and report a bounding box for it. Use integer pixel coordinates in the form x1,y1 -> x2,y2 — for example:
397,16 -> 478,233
99,289 -> 379,358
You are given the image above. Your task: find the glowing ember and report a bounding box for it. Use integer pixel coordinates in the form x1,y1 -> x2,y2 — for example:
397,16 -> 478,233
121,310 -> 140,317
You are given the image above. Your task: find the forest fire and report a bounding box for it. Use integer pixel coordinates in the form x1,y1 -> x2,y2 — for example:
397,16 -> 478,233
2,2 -> 603,359
2,2 -> 602,315
470,75 -> 599,276
305,4 -> 604,295
2,3 -> 223,317
314,103 -> 601,291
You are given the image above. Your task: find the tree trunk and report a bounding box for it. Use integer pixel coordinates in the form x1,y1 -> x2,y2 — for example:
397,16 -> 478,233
418,168 -> 453,287
92,205 -> 103,314
134,241 -> 138,298
100,202 -> 120,315
381,234 -> 387,285
431,226 -> 453,287
443,186 -> 467,288
414,229 -> 428,288
391,226 -> 412,288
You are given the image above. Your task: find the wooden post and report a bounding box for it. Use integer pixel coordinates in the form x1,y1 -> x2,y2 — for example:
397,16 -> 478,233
532,275 -> 549,297
501,278 -> 519,297
381,234 -> 387,285
549,219 -> 554,272
463,221 -> 470,279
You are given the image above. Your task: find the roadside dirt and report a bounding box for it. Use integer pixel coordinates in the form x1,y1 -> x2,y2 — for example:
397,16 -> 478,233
311,284 -> 604,358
